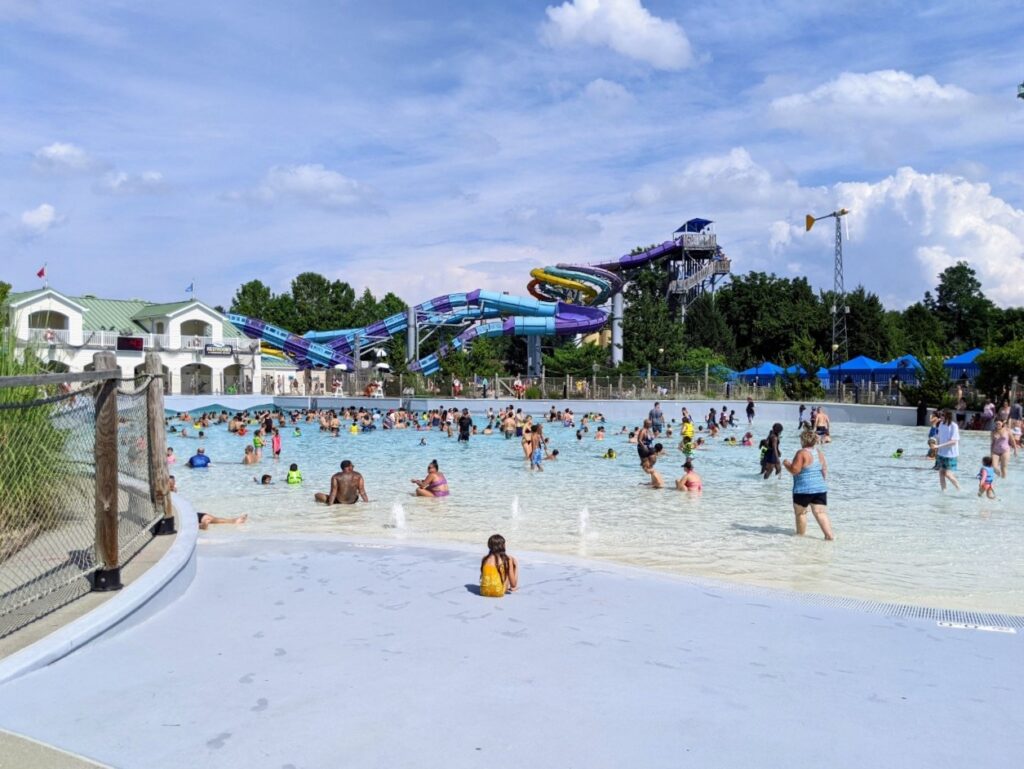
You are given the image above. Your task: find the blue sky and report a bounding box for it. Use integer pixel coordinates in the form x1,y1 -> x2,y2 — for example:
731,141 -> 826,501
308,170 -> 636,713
3,0 -> 1024,312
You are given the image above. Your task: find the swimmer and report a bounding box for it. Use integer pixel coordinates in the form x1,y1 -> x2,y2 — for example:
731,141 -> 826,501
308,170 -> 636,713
412,459 -> 449,497
741,432 -> 753,447
293,427 -> 302,437
419,437 -> 427,446
602,448 -> 617,459
479,533 -> 518,597
595,426 -> 605,441
977,456 -> 996,499
762,423 -> 783,479
166,447 -> 176,465
242,445 -> 258,465
530,424 -> 545,471
641,443 -> 665,488
892,448 -> 904,459
675,460 -> 702,492
287,463 -> 302,484
254,474 -> 272,485
545,448 -> 560,461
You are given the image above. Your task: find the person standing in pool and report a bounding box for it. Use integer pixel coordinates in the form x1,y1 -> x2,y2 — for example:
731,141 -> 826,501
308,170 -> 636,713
935,410 -> 961,492
457,408 -> 473,443
813,407 -> 831,443
762,423 -> 783,479
783,430 -> 834,540
798,404 -> 807,429
529,423 -> 545,472
314,460 -> 369,504
746,397 -> 755,424
990,418 -> 1011,478
649,402 -> 665,437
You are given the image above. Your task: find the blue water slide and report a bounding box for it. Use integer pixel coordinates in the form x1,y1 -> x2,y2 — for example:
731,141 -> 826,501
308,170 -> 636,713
227,314 -> 354,370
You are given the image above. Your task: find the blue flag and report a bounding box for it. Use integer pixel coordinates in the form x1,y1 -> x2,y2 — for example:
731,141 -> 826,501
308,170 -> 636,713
185,282 -> 194,294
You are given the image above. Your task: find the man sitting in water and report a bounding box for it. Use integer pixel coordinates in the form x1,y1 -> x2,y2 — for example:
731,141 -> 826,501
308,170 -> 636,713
186,447 -> 211,468
314,460 -> 369,504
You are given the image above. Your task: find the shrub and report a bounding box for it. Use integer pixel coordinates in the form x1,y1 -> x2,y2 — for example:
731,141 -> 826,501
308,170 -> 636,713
524,385 -> 542,400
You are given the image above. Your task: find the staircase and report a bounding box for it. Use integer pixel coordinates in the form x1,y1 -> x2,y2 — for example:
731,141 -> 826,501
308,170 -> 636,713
667,258 -> 731,296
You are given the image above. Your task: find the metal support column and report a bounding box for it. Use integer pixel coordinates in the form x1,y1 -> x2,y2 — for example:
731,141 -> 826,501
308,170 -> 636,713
611,292 -> 624,367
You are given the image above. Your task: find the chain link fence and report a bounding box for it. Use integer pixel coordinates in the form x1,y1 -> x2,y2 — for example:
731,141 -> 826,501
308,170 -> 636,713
0,360 -> 171,640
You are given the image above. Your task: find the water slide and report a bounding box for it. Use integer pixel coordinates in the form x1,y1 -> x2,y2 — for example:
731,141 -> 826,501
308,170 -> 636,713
228,236 -> 691,375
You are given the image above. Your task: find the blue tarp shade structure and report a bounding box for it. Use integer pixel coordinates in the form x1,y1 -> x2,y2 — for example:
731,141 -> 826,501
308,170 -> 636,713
783,364 -> 831,386
943,348 -> 984,381
828,355 -> 882,384
737,361 -> 784,382
674,218 -> 713,234
877,354 -> 923,385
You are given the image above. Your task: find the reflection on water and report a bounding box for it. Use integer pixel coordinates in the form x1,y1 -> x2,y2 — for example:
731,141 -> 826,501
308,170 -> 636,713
171,413 -> 1024,613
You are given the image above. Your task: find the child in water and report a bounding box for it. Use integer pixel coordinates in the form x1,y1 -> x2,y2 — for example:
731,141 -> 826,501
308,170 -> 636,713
892,448 -> 904,459
602,448 -> 617,459
741,432 -> 753,447
479,534 -> 518,597
977,456 -> 996,499
287,463 -> 302,484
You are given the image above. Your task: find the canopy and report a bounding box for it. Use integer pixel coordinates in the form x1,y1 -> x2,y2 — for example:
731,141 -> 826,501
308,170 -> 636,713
944,348 -> 983,380
877,354 -> 922,372
829,355 -> 881,373
737,361 -> 784,380
674,218 -> 712,234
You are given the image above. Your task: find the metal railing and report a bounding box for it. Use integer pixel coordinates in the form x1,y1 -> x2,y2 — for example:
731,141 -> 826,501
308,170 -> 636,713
0,353 -> 173,639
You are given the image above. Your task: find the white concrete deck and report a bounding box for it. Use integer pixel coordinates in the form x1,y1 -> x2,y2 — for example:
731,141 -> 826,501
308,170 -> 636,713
0,536 -> 1019,769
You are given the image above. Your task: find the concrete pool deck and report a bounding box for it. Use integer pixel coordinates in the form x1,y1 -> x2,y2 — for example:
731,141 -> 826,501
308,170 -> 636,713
0,535 -> 1020,769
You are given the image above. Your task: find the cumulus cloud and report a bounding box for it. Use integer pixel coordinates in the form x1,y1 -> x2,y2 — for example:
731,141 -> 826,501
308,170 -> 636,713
235,164 -> 373,209
773,70 -> 970,113
99,170 -> 166,195
33,142 -> 102,174
629,149 -> 1024,306
19,203 -> 63,235
544,0 -> 693,70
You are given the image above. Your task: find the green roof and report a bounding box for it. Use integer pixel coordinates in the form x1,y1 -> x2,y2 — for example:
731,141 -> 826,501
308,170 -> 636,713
131,301 -> 193,320
3,288 -> 244,338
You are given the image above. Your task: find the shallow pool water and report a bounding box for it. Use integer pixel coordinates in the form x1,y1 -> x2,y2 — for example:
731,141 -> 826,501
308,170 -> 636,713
170,411 -> 1024,614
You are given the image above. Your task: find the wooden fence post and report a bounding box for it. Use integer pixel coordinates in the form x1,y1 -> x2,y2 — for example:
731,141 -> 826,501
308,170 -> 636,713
93,351 -> 122,591
146,353 -> 175,535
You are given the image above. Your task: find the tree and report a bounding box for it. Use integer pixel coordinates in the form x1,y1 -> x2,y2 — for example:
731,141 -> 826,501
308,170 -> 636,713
924,261 -> 995,350
621,264 -> 685,369
229,280 -> 273,320
716,272 -> 823,367
897,302 -> 946,356
682,292 -> 735,360
780,331 -> 827,400
991,307 -> 1024,346
899,349 -> 953,409
543,342 -> 608,376
975,341 -> 1024,398
0,281 -> 10,329
674,347 -> 728,377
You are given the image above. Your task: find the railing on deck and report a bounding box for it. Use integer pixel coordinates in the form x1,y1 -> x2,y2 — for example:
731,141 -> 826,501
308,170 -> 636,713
0,353 -> 173,639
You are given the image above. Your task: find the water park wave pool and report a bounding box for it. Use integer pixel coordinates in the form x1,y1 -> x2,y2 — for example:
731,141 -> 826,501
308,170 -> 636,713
170,413 -> 1023,614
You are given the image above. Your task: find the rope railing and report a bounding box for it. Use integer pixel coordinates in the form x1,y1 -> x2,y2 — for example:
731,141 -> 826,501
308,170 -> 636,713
0,352 -> 173,639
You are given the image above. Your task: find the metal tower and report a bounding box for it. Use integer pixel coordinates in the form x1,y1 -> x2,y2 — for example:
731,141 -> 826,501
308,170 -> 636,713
805,208 -> 850,365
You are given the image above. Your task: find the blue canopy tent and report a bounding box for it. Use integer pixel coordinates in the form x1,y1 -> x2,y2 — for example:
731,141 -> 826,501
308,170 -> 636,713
943,348 -> 984,382
876,354 -> 923,386
674,218 -> 713,234
737,361 -> 784,383
828,355 -> 882,385
783,364 -> 831,387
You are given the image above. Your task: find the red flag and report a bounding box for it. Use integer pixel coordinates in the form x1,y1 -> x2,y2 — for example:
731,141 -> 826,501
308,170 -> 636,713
36,266 -> 46,279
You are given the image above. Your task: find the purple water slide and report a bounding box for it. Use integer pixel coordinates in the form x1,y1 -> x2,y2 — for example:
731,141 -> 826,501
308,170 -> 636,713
591,240 -> 681,272
553,303 -> 608,334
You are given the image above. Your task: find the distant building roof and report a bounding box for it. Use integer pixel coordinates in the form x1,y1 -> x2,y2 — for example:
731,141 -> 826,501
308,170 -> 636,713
3,287 -> 244,338
674,218 -> 713,234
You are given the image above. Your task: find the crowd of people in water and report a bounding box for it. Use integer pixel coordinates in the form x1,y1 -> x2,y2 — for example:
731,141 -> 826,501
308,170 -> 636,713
168,394 -> 1021,590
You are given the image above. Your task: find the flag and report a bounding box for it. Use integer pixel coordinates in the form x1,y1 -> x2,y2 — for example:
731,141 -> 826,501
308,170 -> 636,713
37,266 -> 46,279
185,282 -> 194,294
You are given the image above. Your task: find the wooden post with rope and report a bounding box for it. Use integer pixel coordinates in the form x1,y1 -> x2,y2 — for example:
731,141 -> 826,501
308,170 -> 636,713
92,351 -> 122,591
146,353 -> 175,535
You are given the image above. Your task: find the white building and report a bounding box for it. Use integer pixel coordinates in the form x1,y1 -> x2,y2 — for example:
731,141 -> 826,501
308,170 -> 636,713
4,288 -> 270,395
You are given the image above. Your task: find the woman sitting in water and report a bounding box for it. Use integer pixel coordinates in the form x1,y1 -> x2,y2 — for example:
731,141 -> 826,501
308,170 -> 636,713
412,459 -> 449,497
242,445 -> 258,465
479,533 -> 518,597
676,460 -> 702,492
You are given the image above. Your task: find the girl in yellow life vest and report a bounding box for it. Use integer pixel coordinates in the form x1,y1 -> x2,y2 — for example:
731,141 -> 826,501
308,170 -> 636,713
286,463 -> 302,484
479,534 -> 518,598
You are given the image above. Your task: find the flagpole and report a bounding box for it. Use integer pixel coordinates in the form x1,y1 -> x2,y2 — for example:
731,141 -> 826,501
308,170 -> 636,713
43,262 -> 48,290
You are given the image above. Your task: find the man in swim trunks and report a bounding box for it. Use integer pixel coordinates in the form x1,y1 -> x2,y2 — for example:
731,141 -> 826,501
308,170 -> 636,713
648,402 -> 665,437
813,407 -> 831,443
314,460 -> 369,504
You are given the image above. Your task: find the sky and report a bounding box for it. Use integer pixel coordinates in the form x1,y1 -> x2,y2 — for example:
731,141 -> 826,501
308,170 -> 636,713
2,0 -> 1024,313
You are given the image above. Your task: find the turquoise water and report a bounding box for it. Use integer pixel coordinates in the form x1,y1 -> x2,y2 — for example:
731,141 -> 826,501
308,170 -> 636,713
170,413 -> 1023,613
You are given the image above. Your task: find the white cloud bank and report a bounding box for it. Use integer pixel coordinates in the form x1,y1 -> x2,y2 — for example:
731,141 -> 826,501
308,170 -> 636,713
20,203 -> 62,235
99,170 -> 166,195
630,148 -> 1024,306
237,164 -> 372,210
544,0 -> 693,70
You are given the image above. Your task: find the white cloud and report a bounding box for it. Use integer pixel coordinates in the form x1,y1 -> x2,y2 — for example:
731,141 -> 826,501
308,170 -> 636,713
19,203 -> 62,235
544,0 -> 693,70
505,205 -> 603,240
237,164 -> 372,209
582,78 -> 633,104
773,70 -> 970,113
99,170 -> 166,195
33,142 -> 102,174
